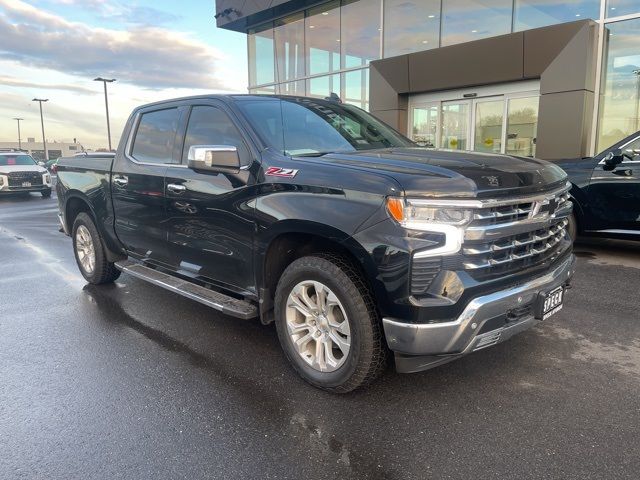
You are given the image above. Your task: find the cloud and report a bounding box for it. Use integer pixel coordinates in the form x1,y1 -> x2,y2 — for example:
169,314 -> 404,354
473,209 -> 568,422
0,74 -> 96,94
0,0 -> 229,90
47,0 -> 181,26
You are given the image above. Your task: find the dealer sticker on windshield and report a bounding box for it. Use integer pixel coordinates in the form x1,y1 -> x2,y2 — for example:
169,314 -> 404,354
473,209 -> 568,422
265,166 -> 299,178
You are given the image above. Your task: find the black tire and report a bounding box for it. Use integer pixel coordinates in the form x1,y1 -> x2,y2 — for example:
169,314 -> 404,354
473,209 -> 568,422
72,212 -> 121,284
41,189 -> 51,198
274,254 -> 387,393
567,212 -> 578,242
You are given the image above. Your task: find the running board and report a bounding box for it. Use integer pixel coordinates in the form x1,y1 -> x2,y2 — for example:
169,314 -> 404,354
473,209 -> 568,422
115,260 -> 258,320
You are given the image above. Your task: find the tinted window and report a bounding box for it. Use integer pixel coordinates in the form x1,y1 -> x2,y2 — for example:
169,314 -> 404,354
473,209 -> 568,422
0,154 -> 36,166
131,108 -> 180,164
384,0 -> 440,57
441,0 -> 512,47
237,98 -> 413,156
182,106 -> 249,164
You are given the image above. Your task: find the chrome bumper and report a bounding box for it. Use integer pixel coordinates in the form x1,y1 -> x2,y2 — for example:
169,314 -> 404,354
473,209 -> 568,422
383,254 -> 576,372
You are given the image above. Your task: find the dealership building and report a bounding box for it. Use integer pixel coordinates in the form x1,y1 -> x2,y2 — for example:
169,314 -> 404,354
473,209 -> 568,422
215,0 -> 640,160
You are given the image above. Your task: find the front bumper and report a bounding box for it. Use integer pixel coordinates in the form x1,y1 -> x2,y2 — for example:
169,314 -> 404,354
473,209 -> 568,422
383,253 -> 576,373
0,185 -> 51,194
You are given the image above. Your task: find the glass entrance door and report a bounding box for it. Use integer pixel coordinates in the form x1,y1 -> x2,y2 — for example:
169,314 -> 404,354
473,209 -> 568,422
473,98 -> 504,154
409,82 -> 540,156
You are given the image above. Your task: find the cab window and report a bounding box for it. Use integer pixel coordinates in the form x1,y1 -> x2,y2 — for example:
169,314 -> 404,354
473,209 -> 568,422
131,108 -> 180,164
181,106 -> 249,165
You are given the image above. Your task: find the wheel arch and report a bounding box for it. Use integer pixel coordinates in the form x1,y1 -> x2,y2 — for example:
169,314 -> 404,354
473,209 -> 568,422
257,220 -> 383,325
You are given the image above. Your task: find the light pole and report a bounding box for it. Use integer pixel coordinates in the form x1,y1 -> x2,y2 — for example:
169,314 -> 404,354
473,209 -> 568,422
94,77 -> 116,151
12,117 -> 24,150
32,98 -> 49,161
633,69 -> 640,131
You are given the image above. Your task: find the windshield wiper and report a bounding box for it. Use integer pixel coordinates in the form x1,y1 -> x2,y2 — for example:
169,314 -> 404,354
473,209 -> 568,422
291,151 -> 335,157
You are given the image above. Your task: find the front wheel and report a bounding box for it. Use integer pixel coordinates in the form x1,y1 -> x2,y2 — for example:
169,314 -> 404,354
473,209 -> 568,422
274,254 -> 387,393
72,212 -> 121,284
41,189 -> 51,198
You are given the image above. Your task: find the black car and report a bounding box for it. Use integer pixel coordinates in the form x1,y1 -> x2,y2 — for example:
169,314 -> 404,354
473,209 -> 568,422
558,131 -> 640,241
56,95 -> 575,392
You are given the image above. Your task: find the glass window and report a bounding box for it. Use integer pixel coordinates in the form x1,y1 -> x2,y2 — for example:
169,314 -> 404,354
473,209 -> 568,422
131,108 -> 180,164
249,86 -> 277,95
343,69 -> 369,110
411,105 -> 438,147
606,0 -> 640,18
307,74 -> 341,100
278,80 -> 306,96
441,101 -> 469,150
384,0 -> 440,57
182,106 -> 249,164
248,23 -> 275,86
274,13 -> 305,82
597,19 -> 640,151
506,97 -> 538,157
306,2 -> 341,76
514,0 -> 600,31
0,154 -> 36,166
441,0 -> 512,47
341,0 -> 381,68
474,100 -> 504,153
236,98 -> 413,156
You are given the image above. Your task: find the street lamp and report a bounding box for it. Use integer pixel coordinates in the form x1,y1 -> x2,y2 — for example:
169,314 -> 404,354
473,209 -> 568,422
633,69 -> 640,131
94,77 -> 116,151
32,98 -> 49,161
12,117 -> 24,150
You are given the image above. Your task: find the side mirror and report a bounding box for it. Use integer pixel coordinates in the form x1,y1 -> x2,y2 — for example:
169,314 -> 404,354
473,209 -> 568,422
38,161 -> 46,167
187,145 -> 241,173
603,149 -> 624,170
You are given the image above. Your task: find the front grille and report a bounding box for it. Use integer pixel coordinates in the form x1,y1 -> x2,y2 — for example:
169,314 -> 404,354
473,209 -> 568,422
410,257 -> 441,296
461,184 -> 572,280
8,171 -> 43,187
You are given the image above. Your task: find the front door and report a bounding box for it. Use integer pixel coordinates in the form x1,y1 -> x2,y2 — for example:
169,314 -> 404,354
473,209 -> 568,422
587,135 -> 640,234
111,105 -> 184,266
164,103 -> 257,296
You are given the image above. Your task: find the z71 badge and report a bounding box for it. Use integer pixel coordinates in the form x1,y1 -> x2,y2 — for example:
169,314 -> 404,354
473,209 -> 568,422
265,166 -> 299,178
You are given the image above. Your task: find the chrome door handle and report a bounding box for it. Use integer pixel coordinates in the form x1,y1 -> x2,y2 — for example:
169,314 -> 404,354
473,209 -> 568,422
113,176 -> 128,187
167,183 -> 186,193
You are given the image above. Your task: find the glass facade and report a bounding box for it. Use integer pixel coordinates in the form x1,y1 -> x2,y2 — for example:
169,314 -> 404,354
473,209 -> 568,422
383,0 -> 440,56
247,0 -> 640,153
513,0 -> 600,31
597,17 -> 640,150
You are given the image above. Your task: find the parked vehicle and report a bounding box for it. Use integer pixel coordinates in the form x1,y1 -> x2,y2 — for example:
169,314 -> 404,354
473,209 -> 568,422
558,131 -> 640,241
56,95 -> 575,392
0,150 -> 52,197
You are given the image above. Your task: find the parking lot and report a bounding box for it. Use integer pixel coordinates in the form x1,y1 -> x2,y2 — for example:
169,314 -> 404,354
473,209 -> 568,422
1,191 -> 639,480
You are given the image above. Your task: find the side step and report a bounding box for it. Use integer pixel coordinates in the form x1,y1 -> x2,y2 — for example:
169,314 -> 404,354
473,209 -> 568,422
115,260 -> 258,320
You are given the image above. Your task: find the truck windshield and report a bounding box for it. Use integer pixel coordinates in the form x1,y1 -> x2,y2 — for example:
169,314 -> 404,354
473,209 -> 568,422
0,154 -> 37,166
237,97 -> 414,156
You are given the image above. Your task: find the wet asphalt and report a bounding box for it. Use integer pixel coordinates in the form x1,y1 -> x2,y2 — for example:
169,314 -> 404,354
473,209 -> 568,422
0,191 -> 639,480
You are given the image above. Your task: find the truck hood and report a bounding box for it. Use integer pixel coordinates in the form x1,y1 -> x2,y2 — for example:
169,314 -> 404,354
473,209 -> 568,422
0,164 -> 47,175
314,148 -> 567,198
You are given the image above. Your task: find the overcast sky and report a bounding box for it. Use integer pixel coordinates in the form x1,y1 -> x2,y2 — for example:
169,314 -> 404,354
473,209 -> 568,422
0,0 -> 248,149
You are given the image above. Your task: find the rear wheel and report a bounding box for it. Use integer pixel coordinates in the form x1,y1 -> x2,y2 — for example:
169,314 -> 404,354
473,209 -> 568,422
72,212 -> 121,284
274,254 -> 386,393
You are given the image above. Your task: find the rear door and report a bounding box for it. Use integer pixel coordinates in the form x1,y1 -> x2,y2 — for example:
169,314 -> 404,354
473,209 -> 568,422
164,102 -> 258,296
587,134 -> 640,234
111,104 -> 185,266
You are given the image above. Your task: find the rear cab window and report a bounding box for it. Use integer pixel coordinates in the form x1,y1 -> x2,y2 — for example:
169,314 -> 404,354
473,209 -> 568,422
131,108 -> 181,164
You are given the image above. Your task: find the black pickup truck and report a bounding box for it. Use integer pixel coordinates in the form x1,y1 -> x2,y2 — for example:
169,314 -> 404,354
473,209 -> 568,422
56,95 -> 575,392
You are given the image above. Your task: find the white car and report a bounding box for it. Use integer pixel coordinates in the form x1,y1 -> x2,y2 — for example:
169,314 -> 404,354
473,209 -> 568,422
0,151 -> 52,197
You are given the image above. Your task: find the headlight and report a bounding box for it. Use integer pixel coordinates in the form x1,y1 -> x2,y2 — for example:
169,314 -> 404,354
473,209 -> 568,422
0,176 -> 4,186
386,197 -> 473,229
386,197 -> 477,257
44,174 -> 51,183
